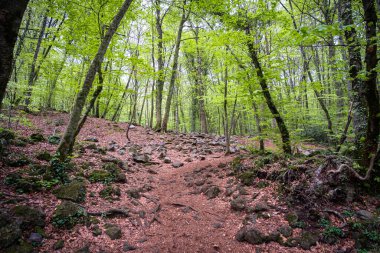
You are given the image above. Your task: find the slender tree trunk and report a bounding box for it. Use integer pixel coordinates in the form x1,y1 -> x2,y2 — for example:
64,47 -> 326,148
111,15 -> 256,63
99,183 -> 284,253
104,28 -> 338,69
73,65 -> 105,142
57,0 -> 133,160
0,0 -> 29,111
161,3 -> 187,132
24,11 -> 48,107
223,66 -> 230,154
154,0 -> 165,131
246,26 -> 291,154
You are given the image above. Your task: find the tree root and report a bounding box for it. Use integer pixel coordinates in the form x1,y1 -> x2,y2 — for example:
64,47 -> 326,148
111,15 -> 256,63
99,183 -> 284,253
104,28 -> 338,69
322,209 -> 347,228
87,208 -> 129,218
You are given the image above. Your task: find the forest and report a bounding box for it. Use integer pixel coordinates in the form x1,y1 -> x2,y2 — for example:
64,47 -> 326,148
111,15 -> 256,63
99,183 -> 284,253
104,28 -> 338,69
0,0 -> 379,252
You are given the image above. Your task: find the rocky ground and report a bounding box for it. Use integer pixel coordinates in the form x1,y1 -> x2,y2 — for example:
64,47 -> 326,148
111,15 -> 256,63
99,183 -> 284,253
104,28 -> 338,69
0,110 -> 379,253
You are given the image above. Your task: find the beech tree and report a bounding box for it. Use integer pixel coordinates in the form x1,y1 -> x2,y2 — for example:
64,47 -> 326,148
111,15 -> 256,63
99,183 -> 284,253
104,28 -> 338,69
0,0 -> 29,111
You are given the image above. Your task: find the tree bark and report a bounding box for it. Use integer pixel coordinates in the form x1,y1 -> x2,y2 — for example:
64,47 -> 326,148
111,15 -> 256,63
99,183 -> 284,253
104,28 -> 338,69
0,0 -> 29,111
57,0 -> 133,159
154,0 -> 165,131
340,0 -> 369,165
246,26 -> 291,154
24,11 -> 48,107
161,2 -> 187,132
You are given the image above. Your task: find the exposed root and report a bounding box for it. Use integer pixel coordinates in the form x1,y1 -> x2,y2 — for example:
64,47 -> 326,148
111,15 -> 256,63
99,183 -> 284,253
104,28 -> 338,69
323,209 -> 347,228
87,208 -> 129,218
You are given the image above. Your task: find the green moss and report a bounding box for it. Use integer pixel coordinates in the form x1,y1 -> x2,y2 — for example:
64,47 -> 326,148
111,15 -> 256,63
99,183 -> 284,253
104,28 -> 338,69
53,181 -> 86,203
5,154 -> 31,167
88,170 -> 113,183
48,135 -> 61,145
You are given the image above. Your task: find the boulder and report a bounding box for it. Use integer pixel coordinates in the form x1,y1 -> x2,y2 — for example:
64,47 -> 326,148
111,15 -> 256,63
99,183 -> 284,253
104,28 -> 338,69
133,154 -> 150,163
12,205 -> 45,228
123,241 -> 137,251
356,210 -> 374,220
0,212 -> 21,249
236,226 -> 265,244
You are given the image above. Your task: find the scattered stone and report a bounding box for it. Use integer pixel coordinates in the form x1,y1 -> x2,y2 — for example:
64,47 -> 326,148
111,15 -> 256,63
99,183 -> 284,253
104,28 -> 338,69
185,157 -> 193,162
99,186 -> 121,200
127,188 -> 141,199
298,231 -> 319,250
205,186 -> 221,199
133,154 -> 150,163
236,226 -> 265,244
123,241 -> 137,251
225,187 -> 234,197
252,202 -> 269,212
85,137 -> 98,142
28,232 -> 43,245
163,157 -> 171,164
231,197 -> 247,211
52,201 -> 87,229
53,240 -> 65,250
53,181 -> 86,203
172,161 -> 184,168
356,210 -> 373,220
195,179 -> 206,186
277,225 -> 293,238
75,245 -> 90,253
105,224 -> 122,240
92,225 -> 102,237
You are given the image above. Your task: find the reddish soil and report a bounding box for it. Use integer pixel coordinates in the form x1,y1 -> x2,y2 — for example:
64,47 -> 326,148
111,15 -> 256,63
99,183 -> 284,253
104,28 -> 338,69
0,111 -> 355,253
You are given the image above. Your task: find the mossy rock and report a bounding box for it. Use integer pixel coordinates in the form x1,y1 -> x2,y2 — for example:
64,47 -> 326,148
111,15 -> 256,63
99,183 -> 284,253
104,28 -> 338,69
12,205 -> 46,229
99,186 -> 121,200
5,174 -> 42,193
5,154 -> 31,167
298,231 -> 319,250
52,200 -> 87,229
285,212 -> 299,227
3,240 -> 33,253
0,212 -> 22,250
88,170 -> 113,183
36,151 -> 51,161
30,133 -> 45,142
102,163 -> 126,183
0,128 -> 16,141
104,223 -> 122,240
53,181 -> 86,203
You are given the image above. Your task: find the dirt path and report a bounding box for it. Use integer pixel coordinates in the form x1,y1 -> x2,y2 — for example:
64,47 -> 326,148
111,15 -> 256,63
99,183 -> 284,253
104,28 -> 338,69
136,156 -> 252,253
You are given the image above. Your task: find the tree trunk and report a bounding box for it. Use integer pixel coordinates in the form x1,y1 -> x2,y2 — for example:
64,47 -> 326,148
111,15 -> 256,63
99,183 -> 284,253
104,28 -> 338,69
0,0 -> 30,111
154,0 -> 165,131
24,11 -> 48,107
246,26 -> 291,154
340,0 -> 369,165
362,0 -> 379,170
161,3 -> 187,132
57,0 -> 133,160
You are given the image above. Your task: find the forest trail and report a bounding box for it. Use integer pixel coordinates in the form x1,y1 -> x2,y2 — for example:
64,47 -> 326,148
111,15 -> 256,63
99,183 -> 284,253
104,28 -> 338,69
0,111 -> 363,253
